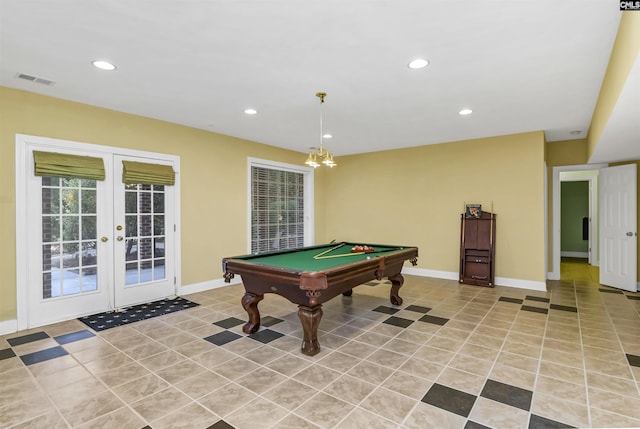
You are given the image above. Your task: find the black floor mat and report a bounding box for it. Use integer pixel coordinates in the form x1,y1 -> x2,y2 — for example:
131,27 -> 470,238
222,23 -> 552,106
78,296 -> 199,331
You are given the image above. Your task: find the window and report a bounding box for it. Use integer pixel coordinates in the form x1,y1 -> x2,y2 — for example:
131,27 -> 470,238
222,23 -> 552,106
249,159 -> 313,253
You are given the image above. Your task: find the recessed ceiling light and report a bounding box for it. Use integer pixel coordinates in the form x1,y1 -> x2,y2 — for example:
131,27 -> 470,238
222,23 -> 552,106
322,134 -> 332,139
92,60 -> 116,71
459,108 -> 473,115
244,108 -> 257,115
408,59 -> 429,69
570,130 -> 582,135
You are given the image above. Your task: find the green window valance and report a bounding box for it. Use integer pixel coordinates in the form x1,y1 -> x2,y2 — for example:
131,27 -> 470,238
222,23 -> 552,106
33,151 -> 105,180
122,161 -> 175,186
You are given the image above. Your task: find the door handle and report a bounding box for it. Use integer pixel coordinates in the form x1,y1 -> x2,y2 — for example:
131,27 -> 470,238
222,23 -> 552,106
117,236 -> 124,241
626,232 -> 634,237
101,237 -> 108,242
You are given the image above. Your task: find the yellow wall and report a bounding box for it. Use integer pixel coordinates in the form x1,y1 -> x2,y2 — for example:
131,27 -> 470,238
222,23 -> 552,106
0,87 -> 326,321
588,12 -> 640,158
0,87 -> 548,324
324,132 -> 547,283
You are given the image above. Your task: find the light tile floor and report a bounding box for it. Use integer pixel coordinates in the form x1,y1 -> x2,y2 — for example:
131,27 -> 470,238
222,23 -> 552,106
1,260 -> 640,428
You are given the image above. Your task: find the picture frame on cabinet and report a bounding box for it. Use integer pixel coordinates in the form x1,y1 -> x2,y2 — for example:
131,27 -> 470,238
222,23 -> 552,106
465,204 -> 482,218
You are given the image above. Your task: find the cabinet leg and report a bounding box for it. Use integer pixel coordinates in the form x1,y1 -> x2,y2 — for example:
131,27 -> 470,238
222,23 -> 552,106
388,273 -> 404,306
298,305 -> 323,356
241,292 -> 263,334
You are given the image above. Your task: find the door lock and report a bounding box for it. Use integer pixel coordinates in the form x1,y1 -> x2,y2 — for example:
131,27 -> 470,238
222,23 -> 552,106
116,225 -> 123,231
101,236 -> 108,242
117,236 -> 123,241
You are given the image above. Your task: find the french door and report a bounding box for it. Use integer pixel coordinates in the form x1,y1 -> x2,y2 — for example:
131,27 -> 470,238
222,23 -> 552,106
113,155 -> 175,307
17,135 -> 179,328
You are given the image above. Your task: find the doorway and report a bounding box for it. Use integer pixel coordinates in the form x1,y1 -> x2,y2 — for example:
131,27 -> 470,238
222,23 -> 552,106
551,165 -> 605,280
16,134 -> 181,329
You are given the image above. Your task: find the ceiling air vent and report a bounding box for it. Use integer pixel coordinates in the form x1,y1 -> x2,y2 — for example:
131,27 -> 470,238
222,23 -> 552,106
16,73 -> 55,86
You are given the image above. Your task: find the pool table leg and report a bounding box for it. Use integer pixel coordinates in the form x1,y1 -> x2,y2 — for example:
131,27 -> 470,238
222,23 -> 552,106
298,305 -> 323,356
388,273 -> 404,306
241,292 -> 264,334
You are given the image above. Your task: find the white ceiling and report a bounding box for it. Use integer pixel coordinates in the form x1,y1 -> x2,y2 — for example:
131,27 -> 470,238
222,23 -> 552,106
1,1 -> 636,162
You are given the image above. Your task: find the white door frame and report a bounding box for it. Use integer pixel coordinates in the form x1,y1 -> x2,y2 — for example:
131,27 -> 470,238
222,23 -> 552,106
15,134 -> 181,330
550,163 -> 606,280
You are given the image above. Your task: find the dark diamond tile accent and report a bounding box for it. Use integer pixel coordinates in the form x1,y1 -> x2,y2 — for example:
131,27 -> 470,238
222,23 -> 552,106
54,330 -> 95,345
20,346 -> 68,366
549,304 -> 577,313
383,316 -> 414,328
599,288 -> 624,294
261,316 -> 284,327
249,329 -> 284,344
481,379 -> 532,411
422,383 -> 476,418
499,297 -> 523,304
7,331 -> 49,347
525,295 -> 550,303
626,295 -> 640,301
626,353 -> 640,367
208,421 -> 235,429
141,426 -> 152,429
214,317 -> 246,329
521,305 -> 548,314
528,413 -> 575,428
465,421 -> 492,429
373,306 -> 399,315
0,348 -> 17,360
204,331 -> 241,346
405,305 -> 431,313
418,314 -> 449,326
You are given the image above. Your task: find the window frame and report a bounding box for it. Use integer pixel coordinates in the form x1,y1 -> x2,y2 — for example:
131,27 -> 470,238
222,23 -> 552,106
247,158 -> 314,254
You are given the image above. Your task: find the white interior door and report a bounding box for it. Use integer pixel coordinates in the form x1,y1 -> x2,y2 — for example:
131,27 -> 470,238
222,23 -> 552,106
113,155 -> 176,308
599,164 -> 637,292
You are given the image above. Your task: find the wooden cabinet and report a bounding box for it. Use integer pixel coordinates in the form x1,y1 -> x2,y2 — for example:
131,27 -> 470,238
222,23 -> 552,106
459,211 -> 496,287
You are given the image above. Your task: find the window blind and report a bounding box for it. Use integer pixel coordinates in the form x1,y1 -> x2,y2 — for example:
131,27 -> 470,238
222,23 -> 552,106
250,166 -> 304,253
122,161 -> 175,185
33,151 -> 105,180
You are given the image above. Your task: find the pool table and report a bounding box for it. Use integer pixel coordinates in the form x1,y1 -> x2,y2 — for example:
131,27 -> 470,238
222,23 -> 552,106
222,242 -> 418,356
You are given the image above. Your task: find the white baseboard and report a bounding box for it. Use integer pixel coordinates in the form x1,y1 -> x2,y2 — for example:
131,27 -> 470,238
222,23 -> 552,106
0,319 -> 18,335
177,277 -> 242,296
402,266 -> 458,281
403,267 -> 547,291
560,251 -> 588,258
494,277 -> 547,291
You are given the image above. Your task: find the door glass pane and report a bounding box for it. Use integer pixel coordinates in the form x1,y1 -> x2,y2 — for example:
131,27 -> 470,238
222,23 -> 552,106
124,184 -> 167,286
41,176 -> 98,299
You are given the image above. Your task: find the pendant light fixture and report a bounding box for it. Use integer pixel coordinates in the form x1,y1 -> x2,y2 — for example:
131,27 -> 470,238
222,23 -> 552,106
305,92 -> 337,168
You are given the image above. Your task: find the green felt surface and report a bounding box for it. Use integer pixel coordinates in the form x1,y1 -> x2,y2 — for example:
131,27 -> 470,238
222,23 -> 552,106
233,242 -> 405,271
